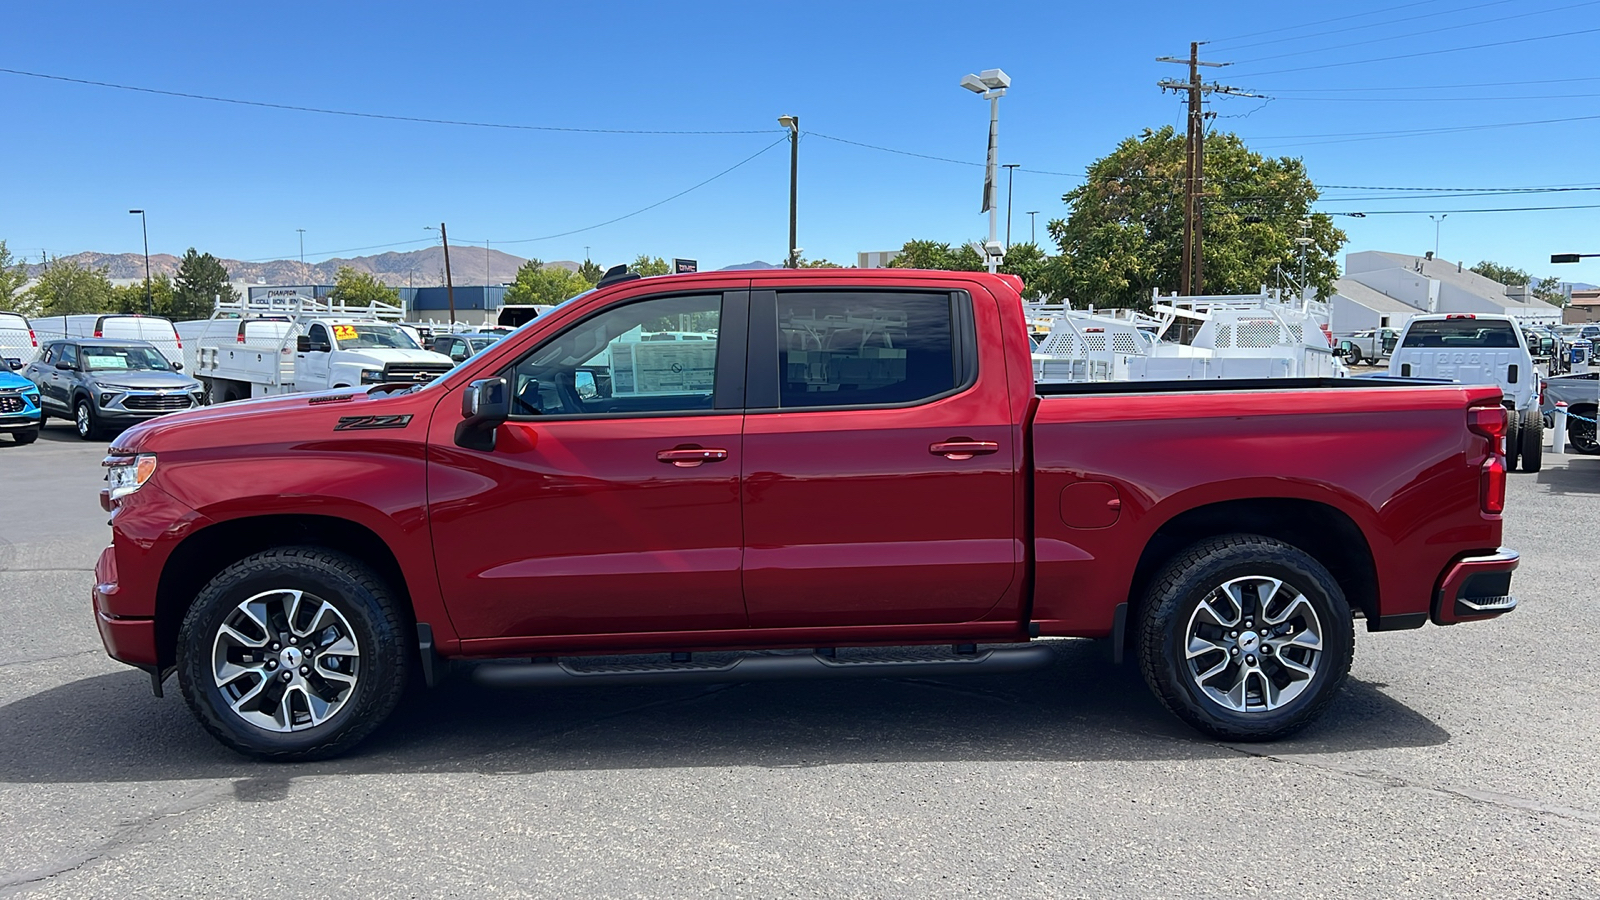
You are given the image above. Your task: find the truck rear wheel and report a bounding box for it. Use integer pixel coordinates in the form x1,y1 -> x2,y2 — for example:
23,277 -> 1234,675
1505,415 -> 1522,472
1138,534 -> 1354,742
1520,408 -> 1543,473
176,547 -> 410,760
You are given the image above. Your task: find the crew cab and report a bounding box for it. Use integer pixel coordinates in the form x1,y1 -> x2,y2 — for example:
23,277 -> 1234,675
94,269 -> 1520,760
196,317 -> 455,403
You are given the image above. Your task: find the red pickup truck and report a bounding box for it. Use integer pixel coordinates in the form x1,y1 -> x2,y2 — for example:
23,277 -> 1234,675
94,268 -> 1519,760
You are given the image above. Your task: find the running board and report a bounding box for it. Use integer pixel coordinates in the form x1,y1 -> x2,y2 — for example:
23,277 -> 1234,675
472,644 -> 1055,689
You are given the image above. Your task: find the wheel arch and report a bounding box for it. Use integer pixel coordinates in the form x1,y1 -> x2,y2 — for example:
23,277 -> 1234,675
1124,497 -> 1379,653
153,514 -> 413,669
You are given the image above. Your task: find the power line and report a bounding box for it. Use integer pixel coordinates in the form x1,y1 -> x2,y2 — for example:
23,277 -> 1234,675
1317,187 -> 1600,201
1319,181 -> 1600,191
1234,27 -> 1600,77
0,67 -> 778,135
1214,0 -> 1519,52
1250,112 -> 1600,148
807,132 -> 1083,177
1267,92 -> 1600,102
1232,0 -> 1589,62
1249,76 -> 1600,92
1327,204 -> 1600,215
1206,0 -> 1449,47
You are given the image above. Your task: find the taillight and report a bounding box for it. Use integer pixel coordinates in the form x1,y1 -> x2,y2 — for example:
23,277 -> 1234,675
93,329 -> 102,337
176,337 -> 183,348
1481,455 -> 1506,514
1467,404 -> 1507,443
236,334 -> 245,343
27,329 -> 36,347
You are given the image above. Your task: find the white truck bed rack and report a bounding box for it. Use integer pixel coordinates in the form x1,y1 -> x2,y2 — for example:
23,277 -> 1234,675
211,295 -> 406,323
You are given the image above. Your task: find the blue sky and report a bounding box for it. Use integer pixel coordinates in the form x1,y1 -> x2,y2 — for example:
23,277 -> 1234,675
4,0 -> 1599,285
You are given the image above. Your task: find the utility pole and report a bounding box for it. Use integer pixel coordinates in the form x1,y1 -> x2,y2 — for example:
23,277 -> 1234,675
296,228 -> 306,267
1003,163 -> 1019,250
1158,43 -> 1259,296
439,222 -> 456,324
1027,211 -> 1040,245
779,115 -> 800,267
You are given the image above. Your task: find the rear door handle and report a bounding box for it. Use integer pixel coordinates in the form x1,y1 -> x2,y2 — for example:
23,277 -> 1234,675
657,447 -> 728,467
930,439 -> 1000,460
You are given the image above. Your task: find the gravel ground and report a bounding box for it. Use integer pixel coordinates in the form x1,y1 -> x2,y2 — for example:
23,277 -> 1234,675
0,419 -> 1595,899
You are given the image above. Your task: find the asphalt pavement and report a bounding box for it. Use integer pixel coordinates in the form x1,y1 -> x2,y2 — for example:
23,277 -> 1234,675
1,418 -> 1597,898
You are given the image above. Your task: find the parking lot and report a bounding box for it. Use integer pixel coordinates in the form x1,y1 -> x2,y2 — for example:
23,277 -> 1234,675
1,419 -> 1597,899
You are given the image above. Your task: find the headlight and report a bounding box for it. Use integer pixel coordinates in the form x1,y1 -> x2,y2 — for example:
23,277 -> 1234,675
102,453 -> 157,503
359,369 -> 386,384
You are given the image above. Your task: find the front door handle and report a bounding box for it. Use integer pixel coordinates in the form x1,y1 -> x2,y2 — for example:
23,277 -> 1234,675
930,439 -> 1000,460
657,447 -> 729,467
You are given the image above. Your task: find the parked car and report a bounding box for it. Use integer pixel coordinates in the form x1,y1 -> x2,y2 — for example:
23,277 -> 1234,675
31,314 -> 183,368
26,338 -> 204,440
1389,313 -> 1541,472
0,357 -> 42,444
0,311 -> 38,370
1336,328 -> 1400,366
1541,371 -> 1600,454
95,268 -> 1518,761
430,332 -> 504,363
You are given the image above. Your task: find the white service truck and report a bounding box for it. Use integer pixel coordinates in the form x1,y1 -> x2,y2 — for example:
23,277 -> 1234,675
191,297 -> 456,403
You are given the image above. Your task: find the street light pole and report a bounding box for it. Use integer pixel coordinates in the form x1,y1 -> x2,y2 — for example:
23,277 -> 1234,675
128,209 -> 151,313
296,228 -> 306,271
1002,163 -> 1019,250
1429,214 -> 1447,257
1027,210 -> 1040,245
779,115 -> 799,268
961,69 -> 1011,273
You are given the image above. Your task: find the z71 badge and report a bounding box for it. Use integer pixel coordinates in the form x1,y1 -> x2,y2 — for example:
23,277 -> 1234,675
334,414 -> 413,431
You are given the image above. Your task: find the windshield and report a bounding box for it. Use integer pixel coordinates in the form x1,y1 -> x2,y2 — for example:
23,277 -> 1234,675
82,346 -> 173,372
467,336 -> 502,353
330,324 -> 420,350
1400,319 -> 1520,349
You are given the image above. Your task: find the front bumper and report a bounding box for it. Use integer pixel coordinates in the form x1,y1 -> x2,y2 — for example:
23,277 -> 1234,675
93,544 -> 157,666
1432,547 -> 1519,626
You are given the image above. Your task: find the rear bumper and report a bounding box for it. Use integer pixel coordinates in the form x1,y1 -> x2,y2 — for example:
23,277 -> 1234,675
93,545 -> 157,666
1432,547 -> 1519,626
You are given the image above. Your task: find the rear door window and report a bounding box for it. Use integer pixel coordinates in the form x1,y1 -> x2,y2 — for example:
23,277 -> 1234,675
1401,319 -> 1520,349
771,291 -> 963,408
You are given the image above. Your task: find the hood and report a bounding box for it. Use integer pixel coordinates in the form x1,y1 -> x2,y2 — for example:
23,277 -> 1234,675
110,385 -> 421,453
89,370 -> 200,390
0,369 -> 35,390
341,348 -> 455,365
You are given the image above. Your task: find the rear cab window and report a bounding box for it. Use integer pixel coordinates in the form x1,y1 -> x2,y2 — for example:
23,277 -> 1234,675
1401,319 -> 1521,349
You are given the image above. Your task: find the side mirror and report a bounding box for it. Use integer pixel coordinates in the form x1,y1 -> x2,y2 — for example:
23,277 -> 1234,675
574,370 -> 599,400
172,361 -> 183,371
55,360 -> 73,371
455,377 -> 510,451
5,358 -> 20,371
297,335 -> 312,353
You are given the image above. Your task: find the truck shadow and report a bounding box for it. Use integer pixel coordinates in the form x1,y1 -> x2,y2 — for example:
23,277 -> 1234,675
1536,456 -> 1600,494
0,641 -> 1449,786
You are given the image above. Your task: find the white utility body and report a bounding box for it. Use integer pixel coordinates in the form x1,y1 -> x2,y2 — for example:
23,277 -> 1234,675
190,296 -> 456,403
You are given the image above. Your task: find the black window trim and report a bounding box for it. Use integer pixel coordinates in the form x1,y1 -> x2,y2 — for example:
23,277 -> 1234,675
744,288 -> 978,414
500,289 -> 749,422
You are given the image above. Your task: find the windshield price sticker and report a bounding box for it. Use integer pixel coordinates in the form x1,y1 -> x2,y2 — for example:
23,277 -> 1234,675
332,325 -> 359,341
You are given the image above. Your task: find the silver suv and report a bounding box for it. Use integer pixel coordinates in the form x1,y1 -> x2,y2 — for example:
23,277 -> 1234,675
25,339 -> 204,440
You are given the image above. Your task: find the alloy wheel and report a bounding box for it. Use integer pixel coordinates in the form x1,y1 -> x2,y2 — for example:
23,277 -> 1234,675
211,588 -> 362,732
1183,575 -> 1324,713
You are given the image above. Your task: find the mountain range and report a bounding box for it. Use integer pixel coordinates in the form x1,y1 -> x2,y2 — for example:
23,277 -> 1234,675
23,247 -> 576,287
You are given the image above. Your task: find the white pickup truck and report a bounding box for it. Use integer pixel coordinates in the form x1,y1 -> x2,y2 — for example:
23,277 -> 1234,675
189,299 -> 456,403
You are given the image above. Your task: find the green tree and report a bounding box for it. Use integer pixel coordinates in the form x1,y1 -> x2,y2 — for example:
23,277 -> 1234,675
327,266 -> 400,307
112,273 -> 176,315
887,240 -> 984,271
799,257 -> 844,268
629,255 -> 671,276
1533,277 -> 1568,308
504,259 -> 592,306
1046,126 -> 1345,308
173,248 -> 239,319
1469,261 -> 1531,287
0,241 -> 29,314
24,256 -> 114,315
997,242 -> 1050,299
577,258 -> 604,285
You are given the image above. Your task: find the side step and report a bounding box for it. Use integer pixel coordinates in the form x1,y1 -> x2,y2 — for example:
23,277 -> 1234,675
472,644 -> 1055,689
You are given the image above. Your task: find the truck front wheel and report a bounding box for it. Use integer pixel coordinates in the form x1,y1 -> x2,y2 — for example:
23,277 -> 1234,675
1138,534 -> 1354,742
1520,408 -> 1543,473
176,547 -> 410,760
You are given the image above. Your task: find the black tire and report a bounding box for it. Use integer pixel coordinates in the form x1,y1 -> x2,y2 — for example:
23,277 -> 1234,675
176,546 -> 410,761
1138,534 -> 1354,742
73,397 -> 98,441
1346,348 -> 1363,367
1570,406 -> 1600,455
1505,415 -> 1521,472
1520,407 -> 1543,473
12,427 -> 38,445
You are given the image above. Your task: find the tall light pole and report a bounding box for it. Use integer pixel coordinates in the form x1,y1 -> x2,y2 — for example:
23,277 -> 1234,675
779,115 -> 800,268
1027,210 -> 1040,245
960,69 -> 1011,273
1429,214 -> 1447,257
128,209 -> 151,313
1002,163 -> 1019,250
296,228 -> 306,268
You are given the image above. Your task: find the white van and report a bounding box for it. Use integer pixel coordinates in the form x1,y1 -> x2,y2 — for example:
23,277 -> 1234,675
31,314 -> 184,369
0,312 -> 37,369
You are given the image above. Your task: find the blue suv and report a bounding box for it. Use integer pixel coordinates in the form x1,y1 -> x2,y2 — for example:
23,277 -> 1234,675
0,359 -> 42,445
